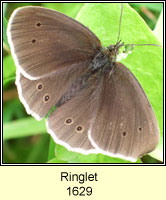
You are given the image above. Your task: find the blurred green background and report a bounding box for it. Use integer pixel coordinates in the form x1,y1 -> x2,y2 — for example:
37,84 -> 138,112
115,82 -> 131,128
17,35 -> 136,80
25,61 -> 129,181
3,3 -> 163,164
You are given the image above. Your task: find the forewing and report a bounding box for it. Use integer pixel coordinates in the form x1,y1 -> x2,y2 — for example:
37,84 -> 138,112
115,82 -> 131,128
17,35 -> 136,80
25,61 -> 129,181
7,6 -> 101,79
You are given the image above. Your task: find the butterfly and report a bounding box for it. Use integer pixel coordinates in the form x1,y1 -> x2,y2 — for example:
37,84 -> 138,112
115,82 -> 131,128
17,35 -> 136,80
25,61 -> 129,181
7,4 -> 160,162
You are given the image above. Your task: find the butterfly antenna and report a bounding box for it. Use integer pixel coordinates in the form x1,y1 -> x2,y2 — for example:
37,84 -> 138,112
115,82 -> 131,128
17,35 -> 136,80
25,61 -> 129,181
125,43 -> 161,47
116,3 -> 123,44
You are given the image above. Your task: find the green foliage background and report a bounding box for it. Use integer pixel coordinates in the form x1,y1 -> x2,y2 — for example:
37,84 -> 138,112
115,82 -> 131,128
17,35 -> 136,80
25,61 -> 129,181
3,3 -> 163,164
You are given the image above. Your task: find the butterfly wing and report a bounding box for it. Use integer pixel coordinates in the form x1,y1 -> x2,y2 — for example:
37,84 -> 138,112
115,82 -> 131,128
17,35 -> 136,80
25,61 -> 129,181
7,6 -> 101,79
16,61 -> 90,120
8,6 -> 101,120
89,63 -> 159,161
46,75 -> 99,153
39,61 -> 159,160
8,6 -> 159,161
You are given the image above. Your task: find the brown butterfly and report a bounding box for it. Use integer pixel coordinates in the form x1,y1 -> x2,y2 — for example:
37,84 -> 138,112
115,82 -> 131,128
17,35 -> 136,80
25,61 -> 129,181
7,5 -> 160,162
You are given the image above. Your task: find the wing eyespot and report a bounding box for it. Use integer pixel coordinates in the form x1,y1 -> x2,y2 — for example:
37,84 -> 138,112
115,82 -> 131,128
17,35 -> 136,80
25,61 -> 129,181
36,22 -> 42,28
36,83 -> 43,91
75,125 -> 84,133
64,118 -> 74,125
122,131 -> 127,137
31,39 -> 36,43
138,126 -> 142,132
43,94 -> 50,103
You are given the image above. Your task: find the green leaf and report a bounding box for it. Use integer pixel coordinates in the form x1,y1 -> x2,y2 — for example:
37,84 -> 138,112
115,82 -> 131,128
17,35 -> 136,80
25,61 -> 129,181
3,77 -> 15,89
55,144 -> 78,161
3,54 -> 16,79
55,144 -> 142,163
96,154 -> 142,163
3,99 -> 26,122
47,158 -> 67,163
3,134 -> 49,163
75,154 -> 142,163
3,3 -> 8,17
48,137 -> 56,160
3,118 -> 47,140
42,3 -> 84,18
3,16 -> 9,48
129,3 -> 163,12
25,134 -> 49,163
153,9 -> 163,44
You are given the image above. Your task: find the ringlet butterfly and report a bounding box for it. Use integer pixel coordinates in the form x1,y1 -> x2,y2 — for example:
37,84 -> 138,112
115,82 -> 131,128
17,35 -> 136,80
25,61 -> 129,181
7,4 -> 160,162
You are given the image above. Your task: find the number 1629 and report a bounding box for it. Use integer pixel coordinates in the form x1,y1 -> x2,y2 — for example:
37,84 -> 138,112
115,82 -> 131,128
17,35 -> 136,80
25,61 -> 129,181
67,186 -> 92,196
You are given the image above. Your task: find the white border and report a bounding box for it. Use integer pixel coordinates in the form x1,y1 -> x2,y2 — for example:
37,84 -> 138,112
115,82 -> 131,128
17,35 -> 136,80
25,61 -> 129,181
46,120 -> 100,155
88,126 -> 137,162
15,70 -> 42,120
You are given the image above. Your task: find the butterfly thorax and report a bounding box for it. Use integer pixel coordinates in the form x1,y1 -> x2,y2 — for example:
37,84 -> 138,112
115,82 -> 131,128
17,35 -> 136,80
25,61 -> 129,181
91,48 -> 112,73
91,41 -> 124,74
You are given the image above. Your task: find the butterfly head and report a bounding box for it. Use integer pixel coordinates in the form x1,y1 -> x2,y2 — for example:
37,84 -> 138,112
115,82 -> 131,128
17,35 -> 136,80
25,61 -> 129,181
107,40 -> 125,63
